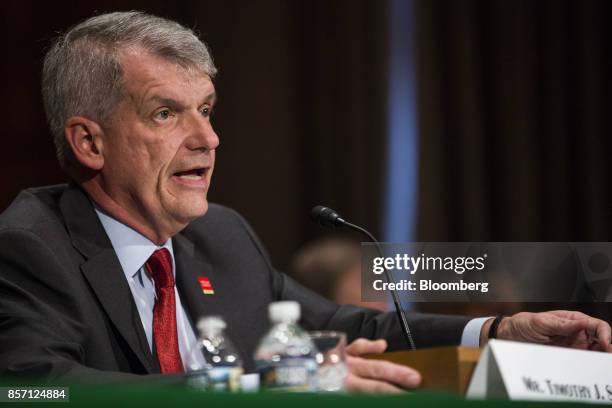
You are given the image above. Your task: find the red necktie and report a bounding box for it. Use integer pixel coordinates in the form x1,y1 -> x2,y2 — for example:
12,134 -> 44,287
145,248 -> 184,373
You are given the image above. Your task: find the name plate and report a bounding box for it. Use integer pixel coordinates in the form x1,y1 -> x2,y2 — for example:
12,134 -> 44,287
467,340 -> 612,404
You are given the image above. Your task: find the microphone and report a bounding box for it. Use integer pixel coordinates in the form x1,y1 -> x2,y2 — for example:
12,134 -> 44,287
310,205 -> 417,350
310,205 -> 346,228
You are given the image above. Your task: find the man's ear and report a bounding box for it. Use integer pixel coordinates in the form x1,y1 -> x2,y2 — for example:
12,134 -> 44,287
64,116 -> 105,171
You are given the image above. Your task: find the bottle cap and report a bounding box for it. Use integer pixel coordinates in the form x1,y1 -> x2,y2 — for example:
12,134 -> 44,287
197,316 -> 226,334
268,301 -> 300,323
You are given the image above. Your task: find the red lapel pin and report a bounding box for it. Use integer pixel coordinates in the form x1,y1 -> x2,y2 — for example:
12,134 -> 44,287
197,276 -> 215,295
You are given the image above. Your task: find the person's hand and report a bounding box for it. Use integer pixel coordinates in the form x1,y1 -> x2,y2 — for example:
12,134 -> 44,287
344,338 -> 421,393
482,310 -> 612,352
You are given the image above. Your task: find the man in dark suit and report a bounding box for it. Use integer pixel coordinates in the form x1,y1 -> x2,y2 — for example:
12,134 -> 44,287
0,11 -> 610,392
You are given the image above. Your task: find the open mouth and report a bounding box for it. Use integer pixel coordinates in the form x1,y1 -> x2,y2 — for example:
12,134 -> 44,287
174,168 -> 206,180
172,167 -> 210,188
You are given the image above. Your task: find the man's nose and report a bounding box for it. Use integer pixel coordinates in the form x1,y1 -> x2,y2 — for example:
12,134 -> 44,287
186,113 -> 219,151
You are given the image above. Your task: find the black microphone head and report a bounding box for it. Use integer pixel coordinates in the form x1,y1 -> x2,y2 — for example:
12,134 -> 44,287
310,205 -> 345,228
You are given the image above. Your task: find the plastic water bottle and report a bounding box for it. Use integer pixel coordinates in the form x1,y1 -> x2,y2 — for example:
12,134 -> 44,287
254,301 -> 318,391
186,316 -> 244,392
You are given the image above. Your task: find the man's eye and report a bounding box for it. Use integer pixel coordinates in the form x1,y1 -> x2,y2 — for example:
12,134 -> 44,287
154,109 -> 171,121
200,106 -> 213,118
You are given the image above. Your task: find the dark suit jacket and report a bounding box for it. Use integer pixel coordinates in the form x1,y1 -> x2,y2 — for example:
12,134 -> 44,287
0,184 -> 471,382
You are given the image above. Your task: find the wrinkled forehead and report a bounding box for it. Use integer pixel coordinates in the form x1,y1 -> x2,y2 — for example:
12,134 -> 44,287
117,47 -> 214,103
119,46 -> 210,82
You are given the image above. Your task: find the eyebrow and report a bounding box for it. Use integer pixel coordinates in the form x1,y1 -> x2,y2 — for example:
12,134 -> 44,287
146,97 -> 185,110
144,92 -> 217,110
205,92 -> 217,105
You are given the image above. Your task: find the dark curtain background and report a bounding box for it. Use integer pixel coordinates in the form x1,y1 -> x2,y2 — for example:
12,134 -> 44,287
0,0 -> 387,270
416,0 -> 611,242
415,0 -> 612,320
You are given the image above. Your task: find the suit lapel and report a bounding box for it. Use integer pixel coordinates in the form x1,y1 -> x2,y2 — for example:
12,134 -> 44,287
172,233 -> 251,366
173,234 -> 214,325
59,185 -> 158,373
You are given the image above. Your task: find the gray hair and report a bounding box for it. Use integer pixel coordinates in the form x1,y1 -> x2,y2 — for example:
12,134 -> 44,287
42,11 -> 217,168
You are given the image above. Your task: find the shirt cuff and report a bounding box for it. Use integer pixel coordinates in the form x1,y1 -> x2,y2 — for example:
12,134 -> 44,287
460,317 -> 493,347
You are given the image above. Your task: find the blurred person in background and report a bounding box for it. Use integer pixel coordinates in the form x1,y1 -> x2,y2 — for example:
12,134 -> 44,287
291,237 -> 387,311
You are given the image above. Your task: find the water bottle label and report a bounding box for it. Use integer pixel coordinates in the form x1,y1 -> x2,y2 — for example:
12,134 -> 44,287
257,357 -> 317,391
211,366 -> 244,392
188,367 -> 244,392
187,369 -> 209,389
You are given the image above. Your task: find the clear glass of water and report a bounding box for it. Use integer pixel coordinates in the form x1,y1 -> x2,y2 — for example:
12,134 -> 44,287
308,331 -> 348,392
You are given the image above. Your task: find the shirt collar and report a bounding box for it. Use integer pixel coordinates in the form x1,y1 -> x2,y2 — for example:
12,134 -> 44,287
94,207 -> 174,281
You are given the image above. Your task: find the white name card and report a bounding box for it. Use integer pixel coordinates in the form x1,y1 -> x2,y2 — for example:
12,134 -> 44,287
467,339 -> 612,404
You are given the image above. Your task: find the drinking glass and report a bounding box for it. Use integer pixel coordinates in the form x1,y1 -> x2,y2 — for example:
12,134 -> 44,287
309,331 -> 348,392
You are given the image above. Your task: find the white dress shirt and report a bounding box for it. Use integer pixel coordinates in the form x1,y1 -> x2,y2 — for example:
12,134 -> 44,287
461,317 -> 490,347
95,208 -> 200,370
